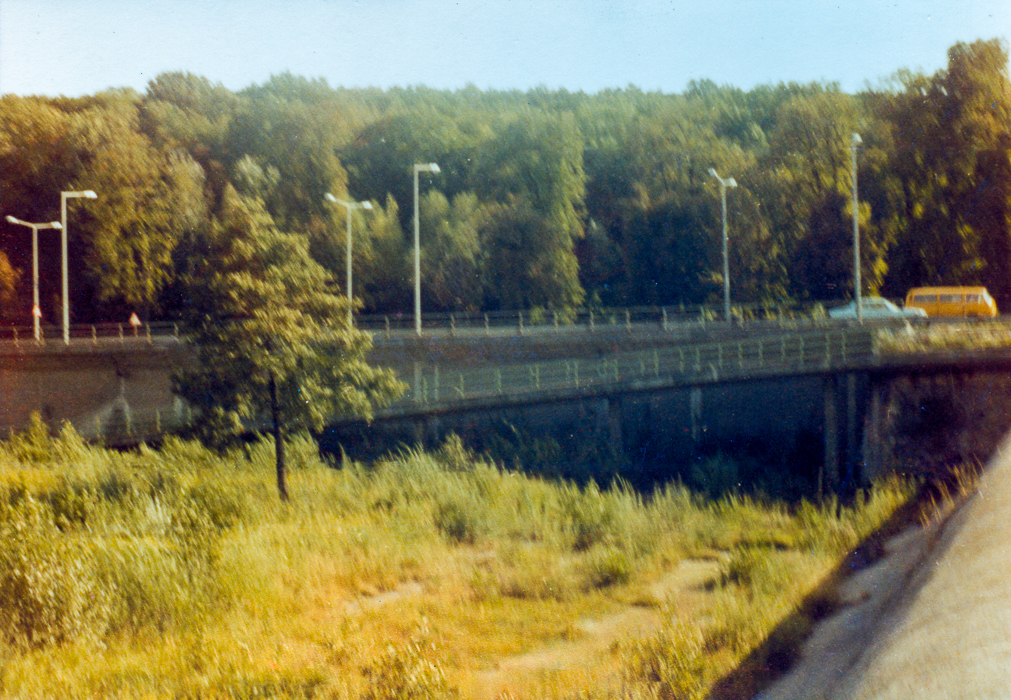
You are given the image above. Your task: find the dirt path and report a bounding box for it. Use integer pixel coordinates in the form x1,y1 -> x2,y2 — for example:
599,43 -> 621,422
466,558 -> 721,699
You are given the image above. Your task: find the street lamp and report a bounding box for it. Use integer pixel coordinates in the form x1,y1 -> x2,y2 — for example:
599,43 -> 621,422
5,216 -> 62,341
708,168 -> 737,322
324,193 -> 373,326
60,190 -> 97,343
850,133 -> 863,323
412,162 -> 440,336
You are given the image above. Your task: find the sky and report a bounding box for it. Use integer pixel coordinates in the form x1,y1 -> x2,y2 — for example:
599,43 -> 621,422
1,0 -> 1009,98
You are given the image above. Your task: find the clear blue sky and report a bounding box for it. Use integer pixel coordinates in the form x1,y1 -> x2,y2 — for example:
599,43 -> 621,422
1,0 -> 1008,98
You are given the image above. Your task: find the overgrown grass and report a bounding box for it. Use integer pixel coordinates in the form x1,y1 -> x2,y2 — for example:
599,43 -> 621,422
877,321 -> 1011,354
0,423 -> 918,699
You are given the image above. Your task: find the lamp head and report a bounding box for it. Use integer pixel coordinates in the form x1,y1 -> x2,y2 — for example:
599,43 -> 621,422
708,168 -> 718,178
325,193 -> 337,203
361,201 -> 373,210
415,162 -> 440,174
83,190 -> 97,199
50,222 -> 63,229
726,178 -> 737,188
851,133 -> 862,147
4,215 -> 17,224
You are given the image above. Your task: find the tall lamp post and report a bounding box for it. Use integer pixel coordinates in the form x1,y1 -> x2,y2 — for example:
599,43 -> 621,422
850,133 -> 863,323
325,193 -> 373,326
60,190 -> 97,343
5,216 -> 62,341
412,162 -> 440,336
708,168 -> 737,322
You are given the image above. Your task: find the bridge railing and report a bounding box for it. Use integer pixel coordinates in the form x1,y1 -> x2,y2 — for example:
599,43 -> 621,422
0,322 -> 181,345
355,301 -> 853,336
393,328 -> 876,410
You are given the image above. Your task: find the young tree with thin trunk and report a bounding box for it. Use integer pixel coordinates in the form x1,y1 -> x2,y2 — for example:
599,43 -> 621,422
173,186 -> 404,499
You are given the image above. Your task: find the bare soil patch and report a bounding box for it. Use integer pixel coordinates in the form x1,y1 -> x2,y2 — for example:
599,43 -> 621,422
465,558 -> 721,699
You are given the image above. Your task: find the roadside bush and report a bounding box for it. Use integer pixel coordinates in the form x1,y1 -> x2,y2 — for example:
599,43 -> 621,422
0,496 -> 107,648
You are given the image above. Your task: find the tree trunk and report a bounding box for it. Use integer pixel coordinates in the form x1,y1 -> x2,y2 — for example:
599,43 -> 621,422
269,371 -> 288,501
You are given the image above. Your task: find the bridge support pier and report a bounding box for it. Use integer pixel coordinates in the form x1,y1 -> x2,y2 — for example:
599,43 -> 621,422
822,377 -> 839,495
863,381 -> 887,482
823,372 -> 870,498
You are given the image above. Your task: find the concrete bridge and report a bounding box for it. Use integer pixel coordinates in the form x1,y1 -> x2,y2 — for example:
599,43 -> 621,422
5,318 -> 1010,494
341,321 -> 1011,489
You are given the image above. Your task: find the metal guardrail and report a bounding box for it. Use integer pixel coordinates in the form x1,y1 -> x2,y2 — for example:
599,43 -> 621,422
0,322 -> 181,345
356,302 -> 838,337
390,328 -> 877,412
0,306 -> 1006,346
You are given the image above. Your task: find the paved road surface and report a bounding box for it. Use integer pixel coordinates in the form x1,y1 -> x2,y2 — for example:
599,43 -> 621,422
757,434 -> 1011,699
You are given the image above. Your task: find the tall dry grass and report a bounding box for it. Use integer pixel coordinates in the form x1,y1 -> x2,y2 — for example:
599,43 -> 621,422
0,422 -> 917,699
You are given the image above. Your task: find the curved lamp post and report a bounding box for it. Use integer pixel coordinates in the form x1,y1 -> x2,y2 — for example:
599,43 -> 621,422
850,133 -> 863,323
412,162 -> 440,336
61,190 -> 97,343
708,168 -> 737,322
5,216 -> 62,341
325,193 -> 373,326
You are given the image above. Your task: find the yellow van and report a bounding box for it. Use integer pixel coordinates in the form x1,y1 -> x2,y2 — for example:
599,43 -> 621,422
904,286 -> 998,317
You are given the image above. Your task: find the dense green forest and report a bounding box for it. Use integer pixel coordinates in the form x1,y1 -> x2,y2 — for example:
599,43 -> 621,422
1,39 -> 1009,325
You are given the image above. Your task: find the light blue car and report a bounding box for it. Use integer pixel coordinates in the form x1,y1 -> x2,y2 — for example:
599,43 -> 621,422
828,297 -> 927,319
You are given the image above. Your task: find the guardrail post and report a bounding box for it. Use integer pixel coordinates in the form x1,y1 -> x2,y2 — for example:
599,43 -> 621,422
758,339 -> 764,367
625,310 -> 631,331
553,311 -> 559,328
457,372 -> 465,398
574,360 -> 580,388
433,366 -> 440,402
91,325 -> 97,344
12,328 -> 18,346
654,349 -> 660,377
718,343 -> 723,369
662,307 -> 668,331
118,323 -> 124,342
385,316 -> 390,338
155,409 -> 161,434
146,323 -> 152,343
173,322 -> 179,338
589,311 -> 595,331
495,368 -> 502,394
532,364 -> 541,390
518,311 -> 524,336
824,332 -> 831,365
450,313 -> 456,337
799,337 -> 805,366
738,342 -> 743,370
485,314 -> 490,336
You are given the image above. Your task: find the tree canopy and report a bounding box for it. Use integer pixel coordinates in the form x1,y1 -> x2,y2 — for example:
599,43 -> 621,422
2,38 -> 1010,323
172,187 -> 403,498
